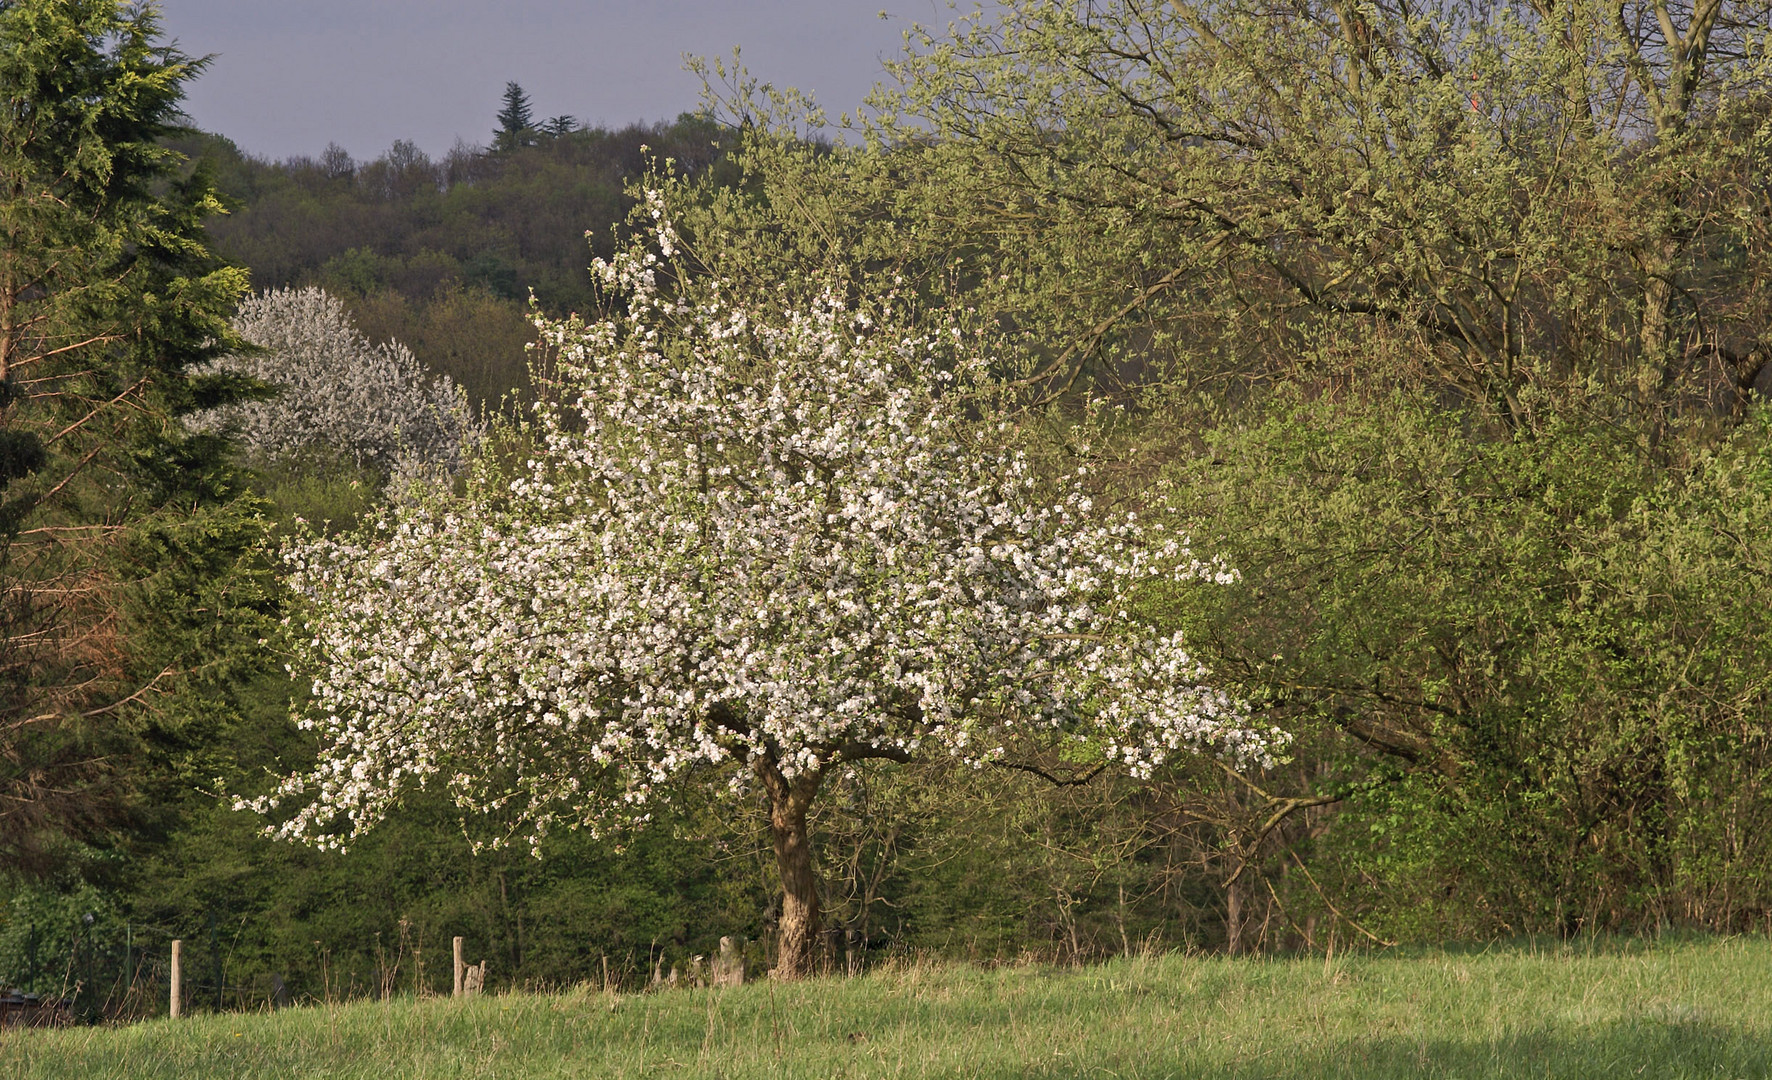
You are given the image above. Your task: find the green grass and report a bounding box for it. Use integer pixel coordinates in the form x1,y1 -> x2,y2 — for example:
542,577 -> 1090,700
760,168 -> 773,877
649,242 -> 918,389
4,938 -> 1767,1079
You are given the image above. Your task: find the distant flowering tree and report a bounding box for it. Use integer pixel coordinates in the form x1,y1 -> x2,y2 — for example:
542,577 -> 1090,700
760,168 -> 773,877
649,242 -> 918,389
249,206 -> 1278,977
191,287 -> 480,475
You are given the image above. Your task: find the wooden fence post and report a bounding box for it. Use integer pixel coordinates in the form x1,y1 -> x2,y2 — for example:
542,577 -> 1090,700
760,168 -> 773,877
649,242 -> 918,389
713,936 -> 744,988
453,936 -> 464,997
169,939 -> 182,1019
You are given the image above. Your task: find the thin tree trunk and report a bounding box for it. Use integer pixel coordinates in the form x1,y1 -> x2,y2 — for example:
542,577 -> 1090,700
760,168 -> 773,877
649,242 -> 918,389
757,752 -> 824,979
1225,877 -> 1243,956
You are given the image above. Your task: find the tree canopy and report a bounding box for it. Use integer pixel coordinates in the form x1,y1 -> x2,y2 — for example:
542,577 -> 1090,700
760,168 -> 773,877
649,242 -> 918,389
859,0 -> 1772,427
256,210 -> 1270,976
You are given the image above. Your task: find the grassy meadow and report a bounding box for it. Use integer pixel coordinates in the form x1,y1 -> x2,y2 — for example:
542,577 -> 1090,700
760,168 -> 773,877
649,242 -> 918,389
2,937 -> 1765,1079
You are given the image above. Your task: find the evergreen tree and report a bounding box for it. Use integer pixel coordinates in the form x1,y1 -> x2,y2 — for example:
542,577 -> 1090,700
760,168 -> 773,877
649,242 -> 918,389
493,81 -> 536,151
0,0 -> 266,876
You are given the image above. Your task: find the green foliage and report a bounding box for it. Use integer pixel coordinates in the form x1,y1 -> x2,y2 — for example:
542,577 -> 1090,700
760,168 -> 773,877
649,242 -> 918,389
0,876 -> 128,1014
343,288 -> 534,422
0,0 -> 263,876
805,761 -> 1223,962
1159,393 -> 1772,937
169,114 -> 737,412
870,0 -> 1772,427
119,790 -> 769,1003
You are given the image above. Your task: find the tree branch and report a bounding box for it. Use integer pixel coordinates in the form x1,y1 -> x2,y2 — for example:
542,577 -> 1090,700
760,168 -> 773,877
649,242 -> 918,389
991,760 -> 1109,787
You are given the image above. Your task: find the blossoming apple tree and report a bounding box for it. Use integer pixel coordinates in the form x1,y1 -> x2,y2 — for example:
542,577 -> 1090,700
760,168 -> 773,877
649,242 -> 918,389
252,207 -> 1279,977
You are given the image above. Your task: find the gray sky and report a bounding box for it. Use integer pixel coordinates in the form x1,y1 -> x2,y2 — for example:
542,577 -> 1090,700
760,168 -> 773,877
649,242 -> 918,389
159,1 -> 960,162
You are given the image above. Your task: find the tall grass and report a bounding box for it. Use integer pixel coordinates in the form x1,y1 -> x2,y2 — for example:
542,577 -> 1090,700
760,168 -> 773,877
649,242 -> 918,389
3,937 -> 1765,1079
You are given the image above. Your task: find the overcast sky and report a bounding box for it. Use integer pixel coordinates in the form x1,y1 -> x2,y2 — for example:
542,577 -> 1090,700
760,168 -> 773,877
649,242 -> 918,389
158,1 -> 964,163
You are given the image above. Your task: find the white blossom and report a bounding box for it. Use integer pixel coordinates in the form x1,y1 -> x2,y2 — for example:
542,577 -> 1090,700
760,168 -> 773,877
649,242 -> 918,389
247,208 -> 1281,851
191,287 -> 482,474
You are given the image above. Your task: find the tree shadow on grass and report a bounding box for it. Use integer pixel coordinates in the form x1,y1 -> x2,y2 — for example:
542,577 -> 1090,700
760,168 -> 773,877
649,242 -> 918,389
1006,1019 -> 1767,1080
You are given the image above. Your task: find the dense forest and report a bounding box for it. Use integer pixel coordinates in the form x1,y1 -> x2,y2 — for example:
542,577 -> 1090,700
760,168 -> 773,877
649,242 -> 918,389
3,0 -> 1771,1018
173,105 -> 737,412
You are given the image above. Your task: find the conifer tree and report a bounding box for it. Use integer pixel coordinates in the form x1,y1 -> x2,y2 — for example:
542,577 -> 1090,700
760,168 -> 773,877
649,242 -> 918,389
493,81 -> 536,151
0,0 -> 264,874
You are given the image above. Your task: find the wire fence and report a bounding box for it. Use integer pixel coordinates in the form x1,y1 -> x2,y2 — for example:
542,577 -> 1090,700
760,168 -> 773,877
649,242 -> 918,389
0,902 -> 780,1023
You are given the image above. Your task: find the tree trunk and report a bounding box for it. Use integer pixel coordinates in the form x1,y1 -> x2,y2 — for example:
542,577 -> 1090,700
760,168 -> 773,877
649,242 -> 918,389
757,753 -> 825,979
1225,877 -> 1243,956
1640,253 -> 1676,403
